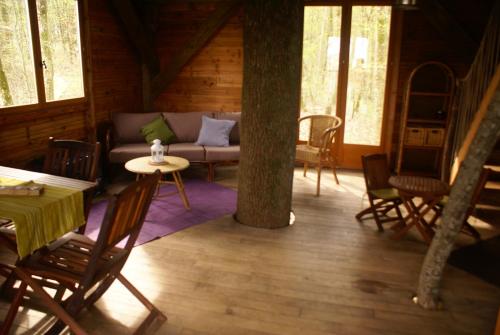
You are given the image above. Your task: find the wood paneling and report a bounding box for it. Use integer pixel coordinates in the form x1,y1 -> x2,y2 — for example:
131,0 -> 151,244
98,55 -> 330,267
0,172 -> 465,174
153,2 -> 243,113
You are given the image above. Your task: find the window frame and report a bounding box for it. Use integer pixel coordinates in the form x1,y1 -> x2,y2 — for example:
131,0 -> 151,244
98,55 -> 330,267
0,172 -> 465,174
0,0 -> 87,112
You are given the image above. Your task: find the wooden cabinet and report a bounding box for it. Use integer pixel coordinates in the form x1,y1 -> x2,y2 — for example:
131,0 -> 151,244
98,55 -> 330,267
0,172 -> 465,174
396,61 -> 455,179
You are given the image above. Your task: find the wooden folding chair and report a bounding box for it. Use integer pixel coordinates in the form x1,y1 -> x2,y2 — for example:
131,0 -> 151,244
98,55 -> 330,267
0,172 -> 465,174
355,154 -> 404,232
429,167 -> 492,240
1,171 -> 166,335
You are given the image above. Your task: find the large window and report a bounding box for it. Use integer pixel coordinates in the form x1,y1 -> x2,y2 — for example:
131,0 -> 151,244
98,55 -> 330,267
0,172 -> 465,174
0,0 -> 84,108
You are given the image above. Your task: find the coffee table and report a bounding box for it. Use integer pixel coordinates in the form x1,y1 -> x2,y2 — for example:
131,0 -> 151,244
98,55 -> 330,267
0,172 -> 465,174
125,156 -> 190,209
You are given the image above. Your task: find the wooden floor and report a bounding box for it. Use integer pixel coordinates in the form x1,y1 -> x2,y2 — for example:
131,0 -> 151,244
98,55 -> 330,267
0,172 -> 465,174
1,167 -> 500,335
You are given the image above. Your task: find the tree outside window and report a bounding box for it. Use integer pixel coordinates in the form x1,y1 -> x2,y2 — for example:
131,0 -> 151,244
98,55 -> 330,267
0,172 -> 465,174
0,0 -> 84,108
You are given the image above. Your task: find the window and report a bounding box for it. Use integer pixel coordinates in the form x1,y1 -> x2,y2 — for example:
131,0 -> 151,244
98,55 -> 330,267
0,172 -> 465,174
0,0 -> 84,108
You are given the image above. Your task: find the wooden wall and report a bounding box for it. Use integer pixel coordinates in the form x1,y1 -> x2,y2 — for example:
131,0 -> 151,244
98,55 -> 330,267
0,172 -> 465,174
89,0 -> 143,126
153,2 -> 243,114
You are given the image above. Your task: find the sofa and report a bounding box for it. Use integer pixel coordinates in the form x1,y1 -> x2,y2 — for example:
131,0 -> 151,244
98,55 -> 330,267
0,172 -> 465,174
103,111 -> 241,181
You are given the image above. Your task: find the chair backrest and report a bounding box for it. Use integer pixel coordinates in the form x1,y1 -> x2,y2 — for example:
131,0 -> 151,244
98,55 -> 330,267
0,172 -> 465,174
43,137 -> 101,182
81,171 -> 160,287
299,115 -> 342,148
361,153 -> 392,191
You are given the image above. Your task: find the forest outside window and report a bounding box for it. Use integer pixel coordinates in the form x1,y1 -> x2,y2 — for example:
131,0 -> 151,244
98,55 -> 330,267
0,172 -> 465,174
0,0 -> 84,108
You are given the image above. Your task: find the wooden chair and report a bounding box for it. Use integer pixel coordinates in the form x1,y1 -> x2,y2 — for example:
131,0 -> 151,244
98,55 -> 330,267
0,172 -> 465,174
1,171 -> 165,335
428,167 -> 492,240
43,137 -> 101,229
295,115 -> 342,196
355,153 -> 404,232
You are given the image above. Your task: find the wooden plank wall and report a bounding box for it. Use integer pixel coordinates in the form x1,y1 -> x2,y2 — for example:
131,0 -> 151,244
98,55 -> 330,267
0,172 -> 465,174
153,2 -> 243,114
88,0 -> 143,126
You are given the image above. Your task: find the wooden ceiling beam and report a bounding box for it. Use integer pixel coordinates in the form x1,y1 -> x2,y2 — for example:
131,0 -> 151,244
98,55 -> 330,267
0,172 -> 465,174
151,0 -> 242,98
417,0 -> 477,48
110,0 -> 160,75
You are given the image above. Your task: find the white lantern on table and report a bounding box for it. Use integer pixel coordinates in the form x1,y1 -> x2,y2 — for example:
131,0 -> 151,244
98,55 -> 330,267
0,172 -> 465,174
150,139 -> 164,163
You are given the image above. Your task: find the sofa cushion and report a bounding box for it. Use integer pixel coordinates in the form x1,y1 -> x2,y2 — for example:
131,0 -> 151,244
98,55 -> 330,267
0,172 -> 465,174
113,112 -> 161,144
195,116 -> 236,147
204,145 -> 240,161
140,116 -> 176,144
215,112 -> 241,144
109,143 -> 156,163
167,143 -> 206,161
163,112 -> 214,143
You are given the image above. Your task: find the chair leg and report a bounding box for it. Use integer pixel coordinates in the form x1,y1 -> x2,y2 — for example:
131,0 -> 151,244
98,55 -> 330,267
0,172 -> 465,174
316,164 -> 322,196
303,162 -> 308,177
329,157 -> 339,185
1,280 -> 26,334
117,274 -> 167,334
463,221 -> 481,240
13,268 -> 88,335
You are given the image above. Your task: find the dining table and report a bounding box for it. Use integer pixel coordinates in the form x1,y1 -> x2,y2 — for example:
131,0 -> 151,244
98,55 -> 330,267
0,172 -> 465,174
0,165 -> 96,259
388,175 -> 450,244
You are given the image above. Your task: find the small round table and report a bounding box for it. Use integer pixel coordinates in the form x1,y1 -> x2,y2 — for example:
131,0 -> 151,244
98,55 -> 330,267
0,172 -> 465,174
125,156 -> 190,209
389,175 -> 449,243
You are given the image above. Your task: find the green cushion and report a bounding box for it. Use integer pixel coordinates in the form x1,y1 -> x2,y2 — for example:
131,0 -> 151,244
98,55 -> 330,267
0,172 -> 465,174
370,188 -> 400,200
140,116 -> 176,145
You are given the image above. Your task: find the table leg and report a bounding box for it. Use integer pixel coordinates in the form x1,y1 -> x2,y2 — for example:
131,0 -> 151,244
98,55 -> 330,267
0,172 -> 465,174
172,171 -> 190,210
392,197 -> 438,243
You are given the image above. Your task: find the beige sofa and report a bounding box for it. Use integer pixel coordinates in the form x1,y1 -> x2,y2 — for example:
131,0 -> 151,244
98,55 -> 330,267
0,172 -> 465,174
104,111 -> 240,181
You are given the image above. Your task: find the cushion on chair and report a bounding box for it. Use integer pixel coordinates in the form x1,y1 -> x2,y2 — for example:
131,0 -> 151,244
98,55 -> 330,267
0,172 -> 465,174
109,143 -> 155,163
112,112 -> 161,144
167,143 -> 206,161
195,116 -> 236,147
370,188 -> 400,200
215,112 -> 241,144
204,145 -> 240,161
295,144 -> 320,163
140,116 -> 176,145
163,112 -> 215,143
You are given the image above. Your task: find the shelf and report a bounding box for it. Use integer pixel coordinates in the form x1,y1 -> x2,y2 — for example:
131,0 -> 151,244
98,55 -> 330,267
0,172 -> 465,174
410,91 -> 450,97
407,118 -> 446,125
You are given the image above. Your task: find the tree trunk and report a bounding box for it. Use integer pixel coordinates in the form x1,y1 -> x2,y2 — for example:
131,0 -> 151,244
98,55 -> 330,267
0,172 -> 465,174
39,1 -> 54,101
236,0 -> 304,228
0,56 -> 13,106
416,85 -> 500,309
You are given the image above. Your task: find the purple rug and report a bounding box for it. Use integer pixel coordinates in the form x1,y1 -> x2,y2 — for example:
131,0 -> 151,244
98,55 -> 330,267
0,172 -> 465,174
85,179 -> 237,246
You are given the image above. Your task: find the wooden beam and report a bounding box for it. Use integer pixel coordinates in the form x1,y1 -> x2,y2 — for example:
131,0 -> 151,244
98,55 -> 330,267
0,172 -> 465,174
151,0 -> 242,98
418,0 -> 477,48
110,0 -> 160,75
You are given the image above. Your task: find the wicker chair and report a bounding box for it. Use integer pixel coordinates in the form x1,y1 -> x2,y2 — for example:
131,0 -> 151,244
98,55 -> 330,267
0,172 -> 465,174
295,115 -> 342,196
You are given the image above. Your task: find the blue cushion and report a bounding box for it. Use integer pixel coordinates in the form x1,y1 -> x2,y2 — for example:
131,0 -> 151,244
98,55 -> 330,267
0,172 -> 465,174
195,116 -> 236,147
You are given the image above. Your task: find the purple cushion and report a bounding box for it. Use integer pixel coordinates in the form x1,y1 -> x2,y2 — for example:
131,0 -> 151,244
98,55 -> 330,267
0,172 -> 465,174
112,112 -> 161,143
195,116 -> 236,147
216,112 -> 241,144
163,112 -> 214,142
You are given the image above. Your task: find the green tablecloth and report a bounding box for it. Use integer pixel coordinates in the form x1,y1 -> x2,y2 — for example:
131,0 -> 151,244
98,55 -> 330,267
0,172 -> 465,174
0,177 -> 84,258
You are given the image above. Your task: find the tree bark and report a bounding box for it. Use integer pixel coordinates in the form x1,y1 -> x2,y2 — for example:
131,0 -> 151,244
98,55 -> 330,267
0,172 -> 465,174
236,0 -> 304,228
416,85 -> 500,309
0,56 -> 13,106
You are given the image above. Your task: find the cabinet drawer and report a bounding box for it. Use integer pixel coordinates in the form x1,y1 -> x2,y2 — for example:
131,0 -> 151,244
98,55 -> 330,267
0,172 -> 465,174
404,127 -> 425,146
425,128 -> 445,146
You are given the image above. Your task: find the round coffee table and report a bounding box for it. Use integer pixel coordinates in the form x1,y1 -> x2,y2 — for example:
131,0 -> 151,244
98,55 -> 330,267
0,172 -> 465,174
125,156 -> 190,209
